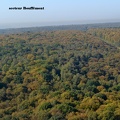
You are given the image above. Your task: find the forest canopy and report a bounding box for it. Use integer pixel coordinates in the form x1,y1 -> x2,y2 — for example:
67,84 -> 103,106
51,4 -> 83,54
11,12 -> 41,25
0,28 -> 120,120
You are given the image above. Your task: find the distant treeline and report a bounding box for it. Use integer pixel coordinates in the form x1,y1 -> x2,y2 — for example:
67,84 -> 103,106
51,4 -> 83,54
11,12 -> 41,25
0,22 -> 120,34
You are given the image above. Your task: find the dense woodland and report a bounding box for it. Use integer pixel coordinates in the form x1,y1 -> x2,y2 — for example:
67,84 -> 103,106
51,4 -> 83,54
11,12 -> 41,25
0,28 -> 120,120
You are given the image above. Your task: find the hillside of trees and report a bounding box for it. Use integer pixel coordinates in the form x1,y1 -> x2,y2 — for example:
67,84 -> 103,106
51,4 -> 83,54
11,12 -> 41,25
0,28 -> 120,120
88,28 -> 120,48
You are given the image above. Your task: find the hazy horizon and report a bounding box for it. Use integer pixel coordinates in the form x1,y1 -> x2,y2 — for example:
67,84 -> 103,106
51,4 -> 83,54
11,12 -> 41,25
0,0 -> 120,29
1,19 -> 120,29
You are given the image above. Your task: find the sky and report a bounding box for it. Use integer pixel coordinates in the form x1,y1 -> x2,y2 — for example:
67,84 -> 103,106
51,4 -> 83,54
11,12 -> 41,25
0,0 -> 120,28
